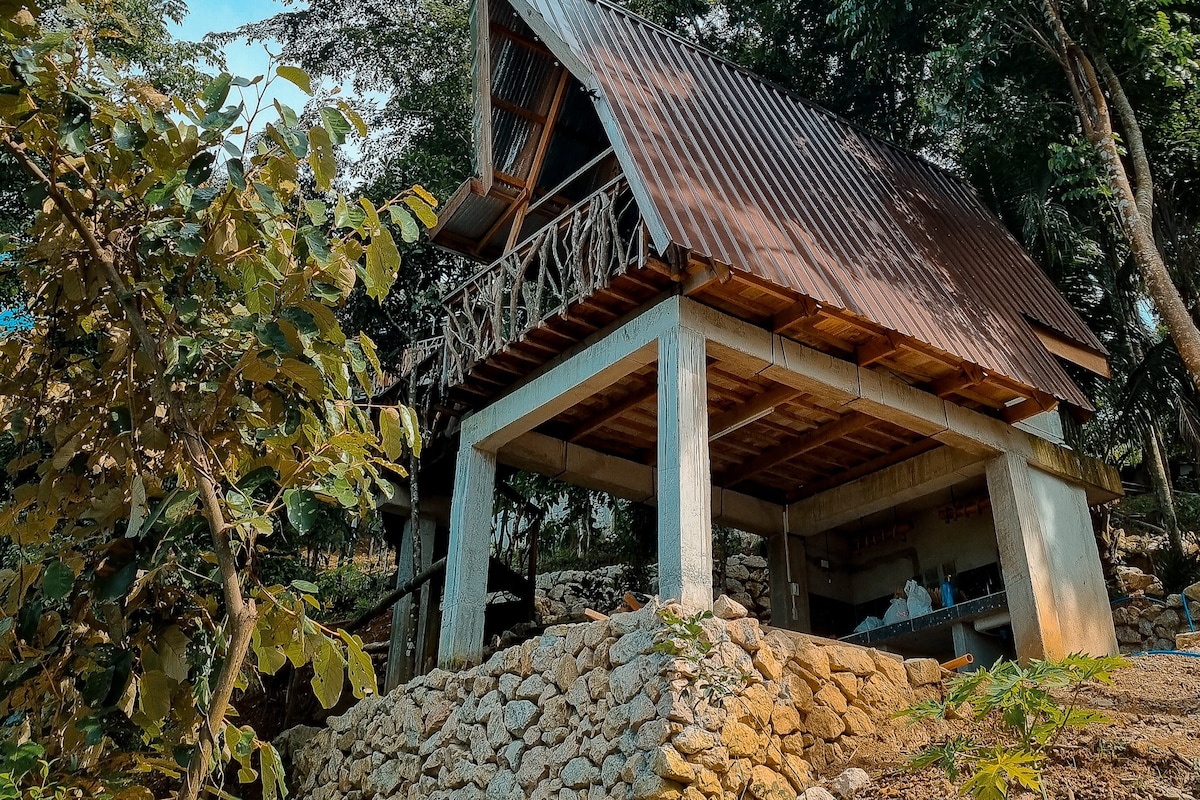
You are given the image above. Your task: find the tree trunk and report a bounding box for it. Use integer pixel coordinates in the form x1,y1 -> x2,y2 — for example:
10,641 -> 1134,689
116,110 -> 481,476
1144,423 -> 1183,555
1040,2 -> 1200,393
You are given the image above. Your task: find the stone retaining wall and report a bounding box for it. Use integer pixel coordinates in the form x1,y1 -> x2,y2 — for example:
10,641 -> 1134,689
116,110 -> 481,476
535,555 -> 773,626
1112,594 -> 1198,653
278,598 -> 941,800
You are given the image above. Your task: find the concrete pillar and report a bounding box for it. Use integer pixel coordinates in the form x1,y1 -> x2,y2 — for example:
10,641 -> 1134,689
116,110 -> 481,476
438,442 -> 496,669
951,622 -> 1008,671
386,516 -> 436,691
986,451 -> 1116,661
657,325 -> 713,610
768,533 -> 811,632
1014,409 -> 1065,445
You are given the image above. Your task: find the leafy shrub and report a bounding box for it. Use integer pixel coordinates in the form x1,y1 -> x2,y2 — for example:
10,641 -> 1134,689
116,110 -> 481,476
1153,545 -> 1200,593
0,743 -> 78,800
903,654 -> 1129,800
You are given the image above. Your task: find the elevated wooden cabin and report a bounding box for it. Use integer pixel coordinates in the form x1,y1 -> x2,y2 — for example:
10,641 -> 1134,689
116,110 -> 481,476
429,0 -> 1122,669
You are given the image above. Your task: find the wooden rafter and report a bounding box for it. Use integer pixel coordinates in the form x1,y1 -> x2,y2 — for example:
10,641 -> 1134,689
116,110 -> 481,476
567,383 -> 657,442
856,331 -> 904,367
721,412 -> 875,487
931,363 -> 986,398
708,384 -> 803,441
790,438 -> 941,501
772,297 -> 821,333
490,22 -> 553,56
506,68 -> 572,251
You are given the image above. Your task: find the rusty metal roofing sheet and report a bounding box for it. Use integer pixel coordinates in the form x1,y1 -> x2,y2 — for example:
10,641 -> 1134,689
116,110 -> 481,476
503,0 -> 1103,409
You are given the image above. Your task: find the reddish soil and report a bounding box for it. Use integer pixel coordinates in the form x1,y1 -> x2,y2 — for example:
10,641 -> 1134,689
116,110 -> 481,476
839,654 -> 1200,800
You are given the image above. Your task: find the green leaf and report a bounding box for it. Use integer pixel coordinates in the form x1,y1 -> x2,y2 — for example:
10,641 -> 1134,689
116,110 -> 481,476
302,227 -> 333,265
226,158 -> 246,191
254,182 -> 285,216
402,194 -> 438,228
339,629 -> 377,699
284,489 -> 321,534
305,199 -> 328,224
334,195 -> 365,229
399,405 -> 422,457
319,107 -> 352,145
139,670 -> 173,722
291,579 -> 320,594
310,637 -> 345,708
58,92 -> 92,154
113,119 -> 147,151
185,152 -> 216,187
388,205 -> 420,243
364,227 -> 400,302
201,73 -> 233,111
379,407 -> 404,460
42,561 -> 74,600
308,125 -> 336,191
260,745 -> 288,800
276,65 -> 313,95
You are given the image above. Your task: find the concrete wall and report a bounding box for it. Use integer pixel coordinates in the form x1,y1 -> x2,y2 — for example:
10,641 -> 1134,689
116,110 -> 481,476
1027,466 -> 1117,656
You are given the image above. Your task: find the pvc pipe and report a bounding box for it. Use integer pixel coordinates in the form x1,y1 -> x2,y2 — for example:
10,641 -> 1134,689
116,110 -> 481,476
941,653 -> 975,671
1184,596 -> 1196,633
1134,650 -> 1200,658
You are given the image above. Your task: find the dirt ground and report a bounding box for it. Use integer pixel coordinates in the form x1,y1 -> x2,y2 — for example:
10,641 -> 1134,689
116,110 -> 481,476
837,654 -> 1200,800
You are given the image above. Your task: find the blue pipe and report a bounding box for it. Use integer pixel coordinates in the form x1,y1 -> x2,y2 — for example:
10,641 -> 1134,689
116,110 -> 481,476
1134,650 -> 1200,658
1184,596 -> 1196,633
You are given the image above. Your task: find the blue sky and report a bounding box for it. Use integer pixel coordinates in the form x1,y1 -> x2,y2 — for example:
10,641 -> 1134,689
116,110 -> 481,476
171,0 -> 308,120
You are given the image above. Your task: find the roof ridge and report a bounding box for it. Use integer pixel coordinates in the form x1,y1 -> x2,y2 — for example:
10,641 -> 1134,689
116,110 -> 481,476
570,0 -> 971,189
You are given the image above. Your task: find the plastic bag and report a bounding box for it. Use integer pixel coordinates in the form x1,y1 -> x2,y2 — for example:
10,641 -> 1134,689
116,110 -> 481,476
905,579 -> 933,617
852,616 -> 884,634
882,597 -> 910,626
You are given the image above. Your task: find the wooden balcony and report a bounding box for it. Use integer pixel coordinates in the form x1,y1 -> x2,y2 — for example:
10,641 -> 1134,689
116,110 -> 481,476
442,176 -> 670,396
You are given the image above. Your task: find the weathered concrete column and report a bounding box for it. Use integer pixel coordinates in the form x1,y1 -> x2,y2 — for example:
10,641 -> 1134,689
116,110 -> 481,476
657,325 -> 713,610
986,451 -> 1117,661
438,442 -> 496,669
768,533 -> 811,631
386,516 -> 436,691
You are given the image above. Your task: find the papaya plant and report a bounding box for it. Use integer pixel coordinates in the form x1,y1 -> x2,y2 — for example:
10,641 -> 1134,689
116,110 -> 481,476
0,1 -> 434,799
903,654 -> 1130,799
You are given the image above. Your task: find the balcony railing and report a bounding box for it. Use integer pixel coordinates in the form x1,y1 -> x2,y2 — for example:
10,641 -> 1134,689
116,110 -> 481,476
443,176 -> 642,386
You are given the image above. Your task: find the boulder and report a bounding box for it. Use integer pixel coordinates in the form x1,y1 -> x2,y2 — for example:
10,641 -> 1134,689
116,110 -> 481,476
714,594 -> 750,620
831,767 -> 872,798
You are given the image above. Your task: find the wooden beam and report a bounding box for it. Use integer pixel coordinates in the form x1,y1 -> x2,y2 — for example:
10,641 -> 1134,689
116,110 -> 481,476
856,331 -> 904,367
567,383 -> 658,442
790,437 -> 941,500
524,146 -> 615,220
932,363 -> 986,398
772,297 -> 821,333
491,96 -> 548,125
708,384 -> 803,441
505,68 -> 571,252
787,445 -> 988,535
1000,392 -> 1058,424
723,412 -> 875,487
490,22 -> 552,55
1030,323 -> 1111,378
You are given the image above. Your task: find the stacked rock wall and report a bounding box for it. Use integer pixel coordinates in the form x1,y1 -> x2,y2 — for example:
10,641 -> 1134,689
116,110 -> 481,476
536,555 -> 773,625
1112,594 -> 1199,652
279,599 -> 940,800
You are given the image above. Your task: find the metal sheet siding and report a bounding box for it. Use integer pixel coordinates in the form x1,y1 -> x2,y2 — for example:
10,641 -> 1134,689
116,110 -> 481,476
515,0 -> 1102,407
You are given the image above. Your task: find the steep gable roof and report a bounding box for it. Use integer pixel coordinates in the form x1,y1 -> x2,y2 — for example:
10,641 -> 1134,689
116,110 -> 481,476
451,0 -> 1107,411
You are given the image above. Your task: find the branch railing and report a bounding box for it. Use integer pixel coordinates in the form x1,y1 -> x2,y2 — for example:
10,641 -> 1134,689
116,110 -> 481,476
442,176 -> 642,386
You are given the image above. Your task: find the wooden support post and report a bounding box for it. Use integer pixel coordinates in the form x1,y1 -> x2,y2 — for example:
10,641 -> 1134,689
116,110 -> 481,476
438,444 -> 497,669
768,533 -> 810,632
985,451 -> 1116,662
657,325 -> 713,610
385,516 -> 436,692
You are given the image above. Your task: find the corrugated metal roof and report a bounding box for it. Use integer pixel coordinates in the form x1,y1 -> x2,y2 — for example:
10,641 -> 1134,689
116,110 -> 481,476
505,0 -> 1104,409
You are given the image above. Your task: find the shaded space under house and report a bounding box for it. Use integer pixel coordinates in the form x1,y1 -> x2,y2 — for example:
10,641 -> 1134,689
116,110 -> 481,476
402,0 -> 1123,673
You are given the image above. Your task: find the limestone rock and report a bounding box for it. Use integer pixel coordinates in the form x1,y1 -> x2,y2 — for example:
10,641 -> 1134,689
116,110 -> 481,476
814,684 -> 848,715
747,766 -> 793,800
770,703 -> 801,736
714,594 -> 749,620
799,788 -> 837,800
793,646 -> 831,681
651,745 -> 695,783
504,700 -> 541,734
1178,630 -> 1200,650
806,707 -> 846,741
1184,581 -> 1200,604
631,775 -> 684,800
722,721 -> 762,758
561,757 -> 599,789
903,658 -> 942,687
825,645 -> 876,676
673,725 -> 715,755
831,767 -> 872,798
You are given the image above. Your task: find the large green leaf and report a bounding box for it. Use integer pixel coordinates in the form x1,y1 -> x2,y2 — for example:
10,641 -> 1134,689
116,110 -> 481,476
42,561 -> 74,600
310,637 -> 344,708
308,125 -> 336,190
283,489 -> 321,534
275,65 -> 313,95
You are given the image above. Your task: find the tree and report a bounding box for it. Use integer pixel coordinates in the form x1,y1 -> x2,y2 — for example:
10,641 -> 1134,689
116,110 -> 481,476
829,0 -> 1200,392
0,2 -> 434,799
